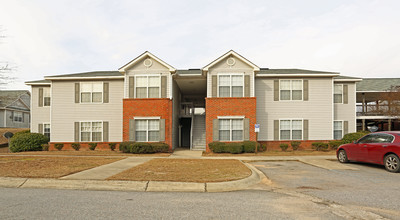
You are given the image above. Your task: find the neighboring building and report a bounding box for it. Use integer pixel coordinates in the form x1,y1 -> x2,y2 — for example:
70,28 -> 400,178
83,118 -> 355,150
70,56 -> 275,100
0,90 -> 31,128
26,51 -> 360,151
356,78 -> 400,131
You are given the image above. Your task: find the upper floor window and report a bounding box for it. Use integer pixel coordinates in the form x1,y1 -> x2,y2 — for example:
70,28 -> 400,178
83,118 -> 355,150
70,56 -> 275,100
13,111 -> 23,122
280,80 -> 302,100
43,87 -> 51,106
219,118 -> 243,141
135,119 -> 160,142
81,82 -> 102,103
218,74 -> 243,97
334,84 -> 343,103
280,119 -> 302,140
136,76 -> 160,98
80,121 -> 102,142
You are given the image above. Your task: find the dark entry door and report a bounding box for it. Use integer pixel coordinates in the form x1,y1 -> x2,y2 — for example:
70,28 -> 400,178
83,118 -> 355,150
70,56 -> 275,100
180,118 -> 191,148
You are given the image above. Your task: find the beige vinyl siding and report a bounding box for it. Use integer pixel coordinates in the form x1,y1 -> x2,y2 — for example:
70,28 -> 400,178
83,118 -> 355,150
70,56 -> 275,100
31,85 -> 51,132
207,56 -> 255,98
256,77 -> 334,140
172,80 -> 181,149
51,80 -> 123,142
334,82 -> 356,133
123,56 -> 171,98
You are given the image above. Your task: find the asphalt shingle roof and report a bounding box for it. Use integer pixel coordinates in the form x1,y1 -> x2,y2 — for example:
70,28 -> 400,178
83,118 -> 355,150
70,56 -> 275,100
258,68 -> 339,75
176,69 -> 202,75
0,90 -> 30,108
25,79 -> 51,84
356,78 -> 400,91
334,75 -> 362,80
46,71 -> 121,78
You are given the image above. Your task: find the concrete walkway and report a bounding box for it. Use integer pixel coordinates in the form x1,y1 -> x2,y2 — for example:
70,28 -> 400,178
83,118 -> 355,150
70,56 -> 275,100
169,148 -> 203,158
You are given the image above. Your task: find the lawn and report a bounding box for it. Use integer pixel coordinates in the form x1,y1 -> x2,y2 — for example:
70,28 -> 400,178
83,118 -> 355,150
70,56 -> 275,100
0,156 -> 123,178
0,150 -> 171,157
108,159 -> 251,183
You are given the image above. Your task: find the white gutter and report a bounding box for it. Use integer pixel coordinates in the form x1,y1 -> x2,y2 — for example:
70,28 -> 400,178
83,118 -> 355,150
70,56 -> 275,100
334,79 -> 362,82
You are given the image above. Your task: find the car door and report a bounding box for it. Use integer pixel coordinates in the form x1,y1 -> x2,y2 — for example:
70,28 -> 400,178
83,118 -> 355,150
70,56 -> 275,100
353,134 -> 375,162
367,133 -> 394,164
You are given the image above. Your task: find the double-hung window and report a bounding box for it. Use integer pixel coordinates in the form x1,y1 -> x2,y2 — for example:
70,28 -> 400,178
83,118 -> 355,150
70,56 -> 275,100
280,80 -> 302,100
280,119 -> 303,140
334,121 -> 343,140
43,124 -> 50,139
218,74 -> 243,97
136,75 -> 160,98
135,119 -> 160,142
81,82 -> 103,103
80,121 -> 102,142
219,119 -> 243,141
13,112 -> 23,122
43,87 -> 51,106
334,84 -> 343,103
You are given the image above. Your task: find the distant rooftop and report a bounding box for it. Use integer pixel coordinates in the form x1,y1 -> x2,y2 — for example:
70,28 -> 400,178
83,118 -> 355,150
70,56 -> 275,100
258,68 -> 339,75
357,78 -> 400,92
0,90 -> 30,108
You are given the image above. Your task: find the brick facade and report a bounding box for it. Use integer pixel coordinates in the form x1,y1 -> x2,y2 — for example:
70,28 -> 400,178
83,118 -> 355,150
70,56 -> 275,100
205,97 -> 257,152
123,98 -> 173,150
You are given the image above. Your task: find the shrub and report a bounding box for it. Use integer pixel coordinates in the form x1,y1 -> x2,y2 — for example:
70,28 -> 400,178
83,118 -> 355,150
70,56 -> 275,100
41,144 -> 49,151
71,143 -> 80,151
328,140 -> 343,150
258,144 -> 267,152
88,143 -> 97,151
226,143 -> 244,154
9,132 -> 49,153
118,142 -> 169,154
341,131 -> 370,144
312,142 -> 329,151
279,143 -> 289,152
54,143 -> 64,151
243,141 -> 257,153
119,142 -> 132,153
109,143 -> 117,151
209,142 -> 227,153
291,141 -> 301,151
151,142 -> 169,153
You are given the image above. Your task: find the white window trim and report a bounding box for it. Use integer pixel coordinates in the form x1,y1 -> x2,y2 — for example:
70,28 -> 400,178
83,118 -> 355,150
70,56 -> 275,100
79,121 -> 103,142
279,119 -> 304,140
218,118 -> 244,142
333,120 -> 344,140
43,123 -> 51,139
79,82 -> 104,104
134,74 -> 162,98
43,87 -> 51,107
334,84 -> 343,104
279,79 -> 303,101
217,73 -> 245,98
13,111 -> 23,123
135,119 -> 160,142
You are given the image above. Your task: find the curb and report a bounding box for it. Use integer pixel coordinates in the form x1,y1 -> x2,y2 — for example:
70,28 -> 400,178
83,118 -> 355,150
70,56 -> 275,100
0,162 -> 267,192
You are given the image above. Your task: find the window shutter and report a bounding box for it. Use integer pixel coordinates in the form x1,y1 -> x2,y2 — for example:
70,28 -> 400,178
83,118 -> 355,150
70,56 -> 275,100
274,80 -> 279,101
303,80 -> 309,101
213,119 -> 219,141
161,76 -> 167,98
39,88 -> 43,107
344,121 -> 349,135
343,85 -> 348,104
38,124 -> 43,134
274,120 -> 279,140
103,82 -> 109,103
159,119 -> 165,141
22,113 -> 25,123
10,111 -> 14,120
129,77 -> 134,98
74,122 -> 79,142
244,118 -> 250,141
75,83 -> 80,103
129,119 -> 135,141
212,75 -> 217,97
303,120 -> 309,140
244,75 -> 250,97
103,121 -> 109,142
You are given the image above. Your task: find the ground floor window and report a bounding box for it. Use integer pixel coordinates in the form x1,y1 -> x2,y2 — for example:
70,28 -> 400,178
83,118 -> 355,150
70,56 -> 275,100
334,121 -> 343,140
219,119 -> 243,141
80,121 -> 102,142
135,119 -> 160,142
280,119 -> 303,140
43,123 -> 50,139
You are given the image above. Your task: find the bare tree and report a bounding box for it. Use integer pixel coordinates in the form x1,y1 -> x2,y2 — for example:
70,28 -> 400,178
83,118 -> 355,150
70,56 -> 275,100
0,26 -> 17,88
374,86 -> 400,117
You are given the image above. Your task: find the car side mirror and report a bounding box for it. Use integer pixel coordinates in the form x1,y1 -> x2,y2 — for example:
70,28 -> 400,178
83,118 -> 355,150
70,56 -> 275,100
353,141 -> 357,144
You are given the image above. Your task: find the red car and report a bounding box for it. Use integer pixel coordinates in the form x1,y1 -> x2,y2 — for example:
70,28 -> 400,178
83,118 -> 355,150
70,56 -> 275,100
337,131 -> 400,172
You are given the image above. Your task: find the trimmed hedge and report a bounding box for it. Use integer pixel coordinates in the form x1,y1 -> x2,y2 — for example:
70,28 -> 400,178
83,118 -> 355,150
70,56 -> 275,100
9,132 -> 49,153
209,141 -> 259,154
243,141 -> 257,153
328,140 -> 343,150
54,143 -> 64,151
119,142 -> 169,154
291,141 -> 301,151
341,131 -> 370,144
88,143 -> 97,151
71,143 -> 80,151
109,143 -> 117,151
312,142 -> 329,151
279,143 -> 289,152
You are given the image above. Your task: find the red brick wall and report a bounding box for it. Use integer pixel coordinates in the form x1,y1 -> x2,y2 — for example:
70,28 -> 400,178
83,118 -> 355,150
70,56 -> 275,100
205,97 -> 257,152
123,98 -> 173,150
259,140 -> 330,151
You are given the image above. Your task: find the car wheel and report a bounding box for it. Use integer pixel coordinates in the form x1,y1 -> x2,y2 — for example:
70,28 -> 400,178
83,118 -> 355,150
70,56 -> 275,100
384,154 -> 400,173
338,150 -> 349,163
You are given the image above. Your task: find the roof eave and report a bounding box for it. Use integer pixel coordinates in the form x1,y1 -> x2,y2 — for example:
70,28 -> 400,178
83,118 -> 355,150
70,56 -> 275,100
256,73 -> 340,77
203,50 -> 260,72
44,76 -> 124,80
118,51 -> 176,73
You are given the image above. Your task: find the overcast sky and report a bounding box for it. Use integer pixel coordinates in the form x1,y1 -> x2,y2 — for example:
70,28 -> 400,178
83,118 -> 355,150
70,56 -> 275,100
1,0 -> 400,90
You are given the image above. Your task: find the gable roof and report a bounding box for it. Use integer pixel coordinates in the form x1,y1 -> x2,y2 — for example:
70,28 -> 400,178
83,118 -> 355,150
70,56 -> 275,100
25,79 -> 51,85
0,90 -> 30,108
356,78 -> 400,92
257,68 -> 339,77
44,71 -> 123,80
203,50 -> 260,72
119,51 -> 176,73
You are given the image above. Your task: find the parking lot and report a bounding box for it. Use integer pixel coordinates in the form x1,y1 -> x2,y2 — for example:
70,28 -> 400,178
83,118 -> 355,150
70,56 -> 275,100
252,160 -> 400,219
